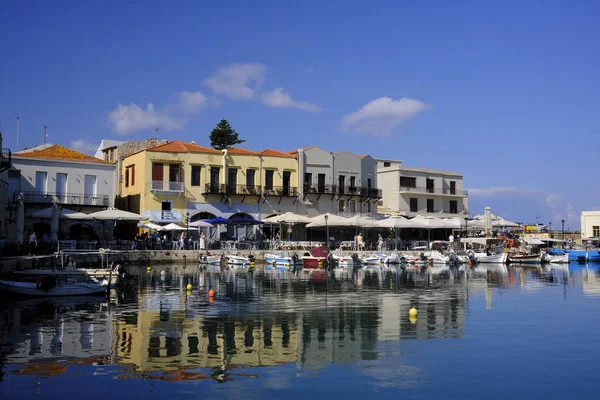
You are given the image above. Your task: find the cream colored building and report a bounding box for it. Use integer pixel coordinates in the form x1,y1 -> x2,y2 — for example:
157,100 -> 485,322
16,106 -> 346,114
581,211 -> 600,238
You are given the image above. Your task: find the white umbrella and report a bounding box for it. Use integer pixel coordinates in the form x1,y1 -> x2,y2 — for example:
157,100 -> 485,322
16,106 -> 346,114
410,215 -> 452,243
50,200 -> 59,242
30,207 -> 91,220
344,215 -> 380,227
484,207 -> 492,236
163,222 -> 197,231
88,208 -> 146,221
262,212 -> 312,224
306,213 -> 351,228
137,222 -> 164,230
189,220 -> 214,228
377,216 -> 413,228
16,193 -> 24,245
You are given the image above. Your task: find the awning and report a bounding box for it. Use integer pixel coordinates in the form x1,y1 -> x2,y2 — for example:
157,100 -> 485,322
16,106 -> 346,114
523,237 -> 545,245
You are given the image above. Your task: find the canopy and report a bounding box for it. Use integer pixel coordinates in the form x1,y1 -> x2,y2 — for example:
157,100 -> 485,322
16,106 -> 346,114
205,216 -> 230,225
377,216 -> 412,228
228,214 -> 264,225
410,215 -> 453,229
88,208 -> 146,221
189,220 -> 214,228
29,207 -> 92,220
344,215 -> 380,227
162,223 -> 198,231
523,237 -> 544,245
306,213 -> 351,228
137,222 -> 164,230
262,212 -> 312,224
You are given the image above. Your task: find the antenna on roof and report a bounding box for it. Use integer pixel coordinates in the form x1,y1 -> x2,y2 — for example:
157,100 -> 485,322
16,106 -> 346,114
42,125 -> 48,144
156,128 -> 159,141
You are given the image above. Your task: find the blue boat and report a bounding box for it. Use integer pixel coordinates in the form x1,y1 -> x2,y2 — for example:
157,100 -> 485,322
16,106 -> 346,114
566,249 -> 600,262
264,252 -> 301,266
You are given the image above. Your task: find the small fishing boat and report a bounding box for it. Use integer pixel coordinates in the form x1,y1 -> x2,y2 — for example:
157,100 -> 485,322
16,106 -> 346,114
542,253 -> 569,264
361,254 -> 383,265
198,254 -> 221,264
565,249 -> 600,262
265,252 -> 301,266
0,276 -> 106,297
373,253 -> 402,264
302,247 -> 330,269
509,253 -> 542,264
472,252 -> 508,264
225,255 -> 252,265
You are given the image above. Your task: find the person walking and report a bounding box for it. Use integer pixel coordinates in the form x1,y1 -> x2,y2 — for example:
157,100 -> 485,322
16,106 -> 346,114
449,233 -> 455,250
200,231 -> 206,250
28,231 -> 38,256
377,234 -> 384,251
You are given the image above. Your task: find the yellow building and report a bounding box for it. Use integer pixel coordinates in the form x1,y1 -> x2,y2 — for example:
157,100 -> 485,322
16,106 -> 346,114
119,140 -> 300,224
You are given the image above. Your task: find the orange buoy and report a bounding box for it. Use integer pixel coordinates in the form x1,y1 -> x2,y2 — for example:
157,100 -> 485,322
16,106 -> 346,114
427,259 -> 433,266
506,239 -> 514,248
468,261 -> 473,267
208,288 -> 216,297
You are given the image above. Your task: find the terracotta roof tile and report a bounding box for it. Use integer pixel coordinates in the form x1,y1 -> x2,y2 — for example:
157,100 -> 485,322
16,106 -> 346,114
14,145 -> 113,164
147,140 -> 222,154
226,147 -> 260,155
359,154 -> 370,159
260,149 -> 297,158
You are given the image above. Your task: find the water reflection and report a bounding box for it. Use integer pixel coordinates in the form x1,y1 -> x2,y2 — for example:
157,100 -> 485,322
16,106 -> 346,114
0,262 -> 598,384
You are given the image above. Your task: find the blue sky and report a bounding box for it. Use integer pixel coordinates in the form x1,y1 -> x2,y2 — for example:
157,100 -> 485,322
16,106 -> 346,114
1,0 -> 598,228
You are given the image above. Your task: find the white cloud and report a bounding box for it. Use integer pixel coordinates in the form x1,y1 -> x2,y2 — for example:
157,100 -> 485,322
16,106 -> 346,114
203,63 -> 266,100
171,91 -> 207,114
261,87 -> 321,112
341,97 -> 431,136
106,103 -> 184,135
70,139 -> 97,155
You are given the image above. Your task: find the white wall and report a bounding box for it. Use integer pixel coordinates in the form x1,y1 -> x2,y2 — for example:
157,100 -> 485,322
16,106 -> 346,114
10,158 -> 116,206
581,211 -> 600,238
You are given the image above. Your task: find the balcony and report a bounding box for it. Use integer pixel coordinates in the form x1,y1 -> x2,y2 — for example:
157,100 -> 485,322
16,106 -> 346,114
399,186 -> 467,196
358,187 -> 382,198
204,183 -> 226,195
22,191 -> 109,207
0,148 -> 11,173
144,210 -> 183,223
303,184 -> 337,195
150,180 -> 184,193
224,184 -> 262,196
263,186 -> 298,197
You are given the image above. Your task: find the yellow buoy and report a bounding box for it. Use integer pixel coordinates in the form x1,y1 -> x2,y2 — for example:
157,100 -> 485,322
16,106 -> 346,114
409,315 -> 418,325
146,267 -> 151,272
186,283 -> 193,291
250,262 -> 255,266
409,307 -> 418,317
285,263 -> 290,267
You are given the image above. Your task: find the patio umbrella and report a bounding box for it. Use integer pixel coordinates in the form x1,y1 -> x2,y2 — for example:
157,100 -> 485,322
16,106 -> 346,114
189,220 -> 214,228
228,215 -> 264,225
344,215 -> 380,227
88,207 -> 146,221
137,222 -> 164,230
262,212 -> 312,224
50,200 -> 59,242
30,207 -> 91,220
305,213 -> 351,228
205,216 -> 230,225
163,223 -> 197,231
16,193 -> 24,246
410,215 -> 450,243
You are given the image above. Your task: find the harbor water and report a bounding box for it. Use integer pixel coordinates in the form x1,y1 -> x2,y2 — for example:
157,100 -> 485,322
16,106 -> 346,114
1,262 -> 599,399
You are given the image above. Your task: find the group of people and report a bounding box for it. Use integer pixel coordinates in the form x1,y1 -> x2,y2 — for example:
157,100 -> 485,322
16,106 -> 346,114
132,231 -> 207,250
27,231 -> 52,255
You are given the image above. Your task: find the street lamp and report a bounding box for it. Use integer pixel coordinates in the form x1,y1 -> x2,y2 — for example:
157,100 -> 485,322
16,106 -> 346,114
549,222 -> 552,237
324,214 -> 329,249
186,212 -> 190,250
561,219 -> 565,241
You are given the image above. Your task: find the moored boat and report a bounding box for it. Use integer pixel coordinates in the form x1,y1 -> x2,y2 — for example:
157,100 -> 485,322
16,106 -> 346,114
198,254 -> 221,264
509,253 -> 542,264
265,252 -> 301,266
542,253 -> 569,264
472,252 -> 508,264
0,276 -> 106,297
302,247 -> 330,269
225,255 -> 252,265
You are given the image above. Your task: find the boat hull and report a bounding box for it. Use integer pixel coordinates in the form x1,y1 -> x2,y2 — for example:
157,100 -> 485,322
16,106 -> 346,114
509,254 -> 542,264
474,253 -> 508,263
0,280 -> 106,297
302,257 -> 325,269
566,250 -> 600,262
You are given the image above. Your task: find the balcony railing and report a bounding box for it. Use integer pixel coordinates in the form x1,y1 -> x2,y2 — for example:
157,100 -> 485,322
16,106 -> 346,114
150,180 -> 184,192
22,191 -> 109,206
304,184 -> 338,195
304,184 -> 381,197
224,184 -> 262,195
204,183 -> 226,194
399,186 -> 467,196
263,186 -> 298,197
144,210 -> 183,223
358,187 -> 382,197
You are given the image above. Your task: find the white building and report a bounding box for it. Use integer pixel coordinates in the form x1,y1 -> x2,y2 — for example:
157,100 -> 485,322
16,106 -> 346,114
0,131 -> 12,236
377,159 -> 469,218
581,211 -> 600,238
8,144 -> 115,239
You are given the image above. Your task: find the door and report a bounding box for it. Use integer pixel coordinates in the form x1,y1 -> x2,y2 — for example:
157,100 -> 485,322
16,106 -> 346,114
169,164 -> 181,191
56,173 -> 67,202
227,168 -> 237,194
282,171 -> 291,195
338,175 -> 345,194
35,171 -> 47,202
152,163 -> 163,190
426,178 -> 434,193
318,174 -> 326,193
84,175 -> 97,205
246,169 -> 255,192
210,167 -> 220,192
450,181 -> 456,195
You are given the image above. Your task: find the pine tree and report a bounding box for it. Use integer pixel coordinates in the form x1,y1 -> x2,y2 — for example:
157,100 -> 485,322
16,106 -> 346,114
209,119 -> 245,150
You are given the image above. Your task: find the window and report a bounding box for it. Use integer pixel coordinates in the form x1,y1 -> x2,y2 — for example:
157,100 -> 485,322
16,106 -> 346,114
350,176 -> 356,190
265,170 -> 274,190
426,179 -> 434,193
169,164 -> 181,182
338,175 -> 345,194
450,181 -> 456,195
210,167 -> 220,190
35,171 -> 47,193
410,198 -> 418,212
191,166 -> 201,186
338,199 -> 345,212
227,168 -> 237,193
304,173 -> 312,186
449,200 -> 458,214
282,171 -> 291,195
593,226 -> 600,237
383,162 -> 391,167
246,169 -> 255,188
318,174 -> 326,192
400,177 -> 416,188
152,163 -> 163,190
348,199 -> 356,213
125,165 -> 135,187
427,199 -> 434,213
125,169 -> 129,187
56,173 -> 67,199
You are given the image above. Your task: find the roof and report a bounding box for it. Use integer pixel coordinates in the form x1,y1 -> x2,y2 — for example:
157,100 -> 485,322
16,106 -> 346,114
13,144 -> 113,164
226,147 -> 260,155
260,149 -> 297,158
94,139 -> 125,158
14,143 -> 54,154
146,140 -> 222,154
359,154 -> 370,159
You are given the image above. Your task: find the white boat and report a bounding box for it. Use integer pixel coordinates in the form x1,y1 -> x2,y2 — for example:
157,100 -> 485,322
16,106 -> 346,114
472,252 -> 508,264
225,255 -> 251,265
542,253 -> 569,264
509,253 -> 542,265
265,252 -> 301,266
332,253 -> 355,267
0,277 -> 106,297
374,253 -> 402,264
360,254 -> 383,265
199,254 -> 221,264
14,264 -> 122,286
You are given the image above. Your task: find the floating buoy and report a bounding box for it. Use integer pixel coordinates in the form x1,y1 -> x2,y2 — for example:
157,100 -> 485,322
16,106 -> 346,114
427,259 -> 433,266
409,315 -> 418,325
250,262 -> 255,266
468,261 -> 473,267
186,283 -> 193,291
409,307 -> 418,317
146,267 -> 151,272
285,263 -> 290,267
208,288 -> 216,297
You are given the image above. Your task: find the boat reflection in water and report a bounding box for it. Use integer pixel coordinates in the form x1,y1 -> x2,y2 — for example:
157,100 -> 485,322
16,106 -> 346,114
0,262 -> 597,392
